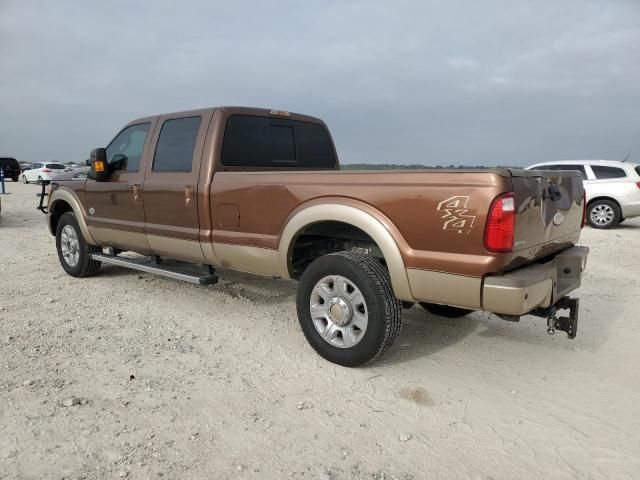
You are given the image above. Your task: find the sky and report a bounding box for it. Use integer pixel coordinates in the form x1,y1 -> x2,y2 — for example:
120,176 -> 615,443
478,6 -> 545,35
0,0 -> 638,166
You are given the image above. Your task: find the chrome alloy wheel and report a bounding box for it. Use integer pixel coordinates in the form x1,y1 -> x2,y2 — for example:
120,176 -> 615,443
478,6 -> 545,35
60,224 -> 80,267
590,204 -> 615,226
310,275 -> 368,348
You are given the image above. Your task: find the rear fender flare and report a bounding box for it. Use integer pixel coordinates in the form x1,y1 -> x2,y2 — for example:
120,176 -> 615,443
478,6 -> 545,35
278,202 -> 413,301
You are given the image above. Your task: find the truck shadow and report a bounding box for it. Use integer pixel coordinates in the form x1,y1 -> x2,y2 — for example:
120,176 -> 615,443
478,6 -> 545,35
380,307 -> 479,365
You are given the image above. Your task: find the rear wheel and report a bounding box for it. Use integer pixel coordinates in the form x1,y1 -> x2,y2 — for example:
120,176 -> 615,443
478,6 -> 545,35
55,212 -> 102,277
37,176 -> 43,184
587,200 -> 620,229
296,252 -> 402,367
420,302 -> 473,318
11,176 -> 18,182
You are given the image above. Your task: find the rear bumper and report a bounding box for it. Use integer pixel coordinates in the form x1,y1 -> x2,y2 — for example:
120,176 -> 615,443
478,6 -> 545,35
482,246 -> 589,315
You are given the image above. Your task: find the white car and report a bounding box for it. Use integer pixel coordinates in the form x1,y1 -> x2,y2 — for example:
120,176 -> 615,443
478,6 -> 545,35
526,160 -> 640,228
21,162 -> 67,184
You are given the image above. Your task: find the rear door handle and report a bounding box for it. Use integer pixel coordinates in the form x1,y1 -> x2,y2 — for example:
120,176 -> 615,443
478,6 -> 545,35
185,185 -> 194,206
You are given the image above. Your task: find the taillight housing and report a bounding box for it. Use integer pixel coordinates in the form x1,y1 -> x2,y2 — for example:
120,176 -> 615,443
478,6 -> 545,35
42,168 -> 52,173
484,192 -> 515,253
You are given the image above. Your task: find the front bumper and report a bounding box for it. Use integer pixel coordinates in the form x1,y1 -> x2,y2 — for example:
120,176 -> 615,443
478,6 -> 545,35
482,246 -> 589,316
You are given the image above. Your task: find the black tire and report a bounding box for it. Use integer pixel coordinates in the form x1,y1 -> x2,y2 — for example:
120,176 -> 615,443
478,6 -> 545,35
22,175 -> 29,184
587,199 -> 621,229
419,302 -> 473,318
296,252 -> 402,367
55,212 -> 102,277
37,176 -> 43,184
11,176 -> 18,182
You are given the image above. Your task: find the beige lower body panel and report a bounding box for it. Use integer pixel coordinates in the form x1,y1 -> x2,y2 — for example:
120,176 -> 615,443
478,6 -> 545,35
146,235 -> 206,263
88,226 -> 152,254
212,243 -> 280,277
407,269 -> 482,309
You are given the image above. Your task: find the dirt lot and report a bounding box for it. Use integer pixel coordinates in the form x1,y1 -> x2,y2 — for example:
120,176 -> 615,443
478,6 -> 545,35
1,181 -> 639,480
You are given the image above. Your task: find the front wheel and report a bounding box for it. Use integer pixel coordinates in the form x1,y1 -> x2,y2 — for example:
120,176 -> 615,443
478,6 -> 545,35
587,200 -> 621,229
22,175 -> 29,184
55,212 -> 102,277
296,252 -> 402,367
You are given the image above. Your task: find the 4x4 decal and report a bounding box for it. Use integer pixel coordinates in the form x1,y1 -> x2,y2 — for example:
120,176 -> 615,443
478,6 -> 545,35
436,196 -> 476,234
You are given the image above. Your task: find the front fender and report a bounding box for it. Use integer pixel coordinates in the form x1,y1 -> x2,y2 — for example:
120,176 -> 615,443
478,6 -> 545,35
48,187 -> 98,245
278,200 -> 413,301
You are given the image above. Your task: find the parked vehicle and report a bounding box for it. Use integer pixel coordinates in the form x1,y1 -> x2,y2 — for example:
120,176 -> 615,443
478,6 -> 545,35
0,157 -> 21,182
526,160 -> 640,228
22,162 -> 66,184
43,106 -> 588,366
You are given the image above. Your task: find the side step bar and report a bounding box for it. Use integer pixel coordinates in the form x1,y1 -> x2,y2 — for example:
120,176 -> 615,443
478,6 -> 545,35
91,253 -> 218,286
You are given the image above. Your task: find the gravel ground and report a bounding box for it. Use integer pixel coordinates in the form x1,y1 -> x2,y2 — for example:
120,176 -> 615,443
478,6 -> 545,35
1,181 -> 639,480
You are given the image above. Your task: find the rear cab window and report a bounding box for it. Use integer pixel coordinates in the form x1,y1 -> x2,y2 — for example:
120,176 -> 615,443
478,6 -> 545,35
591,165 -> 627,179
221,115 -> 337,169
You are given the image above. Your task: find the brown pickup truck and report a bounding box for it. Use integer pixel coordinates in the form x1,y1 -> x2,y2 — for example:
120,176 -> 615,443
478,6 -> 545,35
44,106 -> 588,366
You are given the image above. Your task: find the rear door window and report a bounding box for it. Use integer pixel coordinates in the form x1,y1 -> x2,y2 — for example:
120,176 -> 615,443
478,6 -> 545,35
153,116 -> 202,172
221,115 -> 336,168
591,165 -> 627,179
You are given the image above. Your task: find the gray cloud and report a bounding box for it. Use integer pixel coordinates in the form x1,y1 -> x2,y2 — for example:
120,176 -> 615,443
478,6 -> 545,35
1,0 -> 638,166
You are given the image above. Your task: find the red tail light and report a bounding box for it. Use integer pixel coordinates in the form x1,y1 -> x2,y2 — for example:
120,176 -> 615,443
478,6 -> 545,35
484,192 -> 515,253
636,181 -> 640,189
581,192 -> 587,228
42,168 -> 52,173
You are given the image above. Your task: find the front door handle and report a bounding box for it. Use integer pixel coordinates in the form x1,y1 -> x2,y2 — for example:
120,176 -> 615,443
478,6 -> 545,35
131,184 -> 141,202
185,185 -> 194,206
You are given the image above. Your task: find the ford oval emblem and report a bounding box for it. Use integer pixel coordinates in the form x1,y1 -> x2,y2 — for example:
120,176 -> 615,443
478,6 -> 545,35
553,211 -> 564,226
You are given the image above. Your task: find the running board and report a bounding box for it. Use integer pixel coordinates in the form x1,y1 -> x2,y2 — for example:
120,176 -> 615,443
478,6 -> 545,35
91,253 -> 218,285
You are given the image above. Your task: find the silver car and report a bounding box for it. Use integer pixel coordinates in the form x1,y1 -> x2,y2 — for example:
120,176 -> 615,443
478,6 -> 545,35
526,160 -> 640,229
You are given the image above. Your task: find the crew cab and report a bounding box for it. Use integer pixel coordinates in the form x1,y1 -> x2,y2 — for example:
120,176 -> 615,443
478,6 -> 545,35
44,106 -> 588,366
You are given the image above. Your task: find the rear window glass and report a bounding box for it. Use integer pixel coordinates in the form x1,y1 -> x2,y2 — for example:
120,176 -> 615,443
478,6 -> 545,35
153,116 -> 201,172
534,164 -> 586,179
221,115 -> 336,168
591,165 -> 626,179
46,164 -> 66,169
635,166 -> 640,177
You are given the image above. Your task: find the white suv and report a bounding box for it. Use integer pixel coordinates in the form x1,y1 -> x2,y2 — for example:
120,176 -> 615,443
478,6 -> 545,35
21,162 -> 66,184
526,160 -> 640,229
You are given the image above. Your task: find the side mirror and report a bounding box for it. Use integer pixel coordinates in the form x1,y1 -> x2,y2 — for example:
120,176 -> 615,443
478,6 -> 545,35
89,148 -> 109,182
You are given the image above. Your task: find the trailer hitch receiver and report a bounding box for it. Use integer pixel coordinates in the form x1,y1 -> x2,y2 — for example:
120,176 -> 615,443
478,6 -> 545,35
545,297 -> 579,338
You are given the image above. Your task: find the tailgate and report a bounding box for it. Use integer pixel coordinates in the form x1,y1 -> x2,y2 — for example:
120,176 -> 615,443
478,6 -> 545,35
509,169 -> 585,259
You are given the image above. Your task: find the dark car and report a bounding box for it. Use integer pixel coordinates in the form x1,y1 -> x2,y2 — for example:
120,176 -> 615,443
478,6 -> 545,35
0,157 -> 21,182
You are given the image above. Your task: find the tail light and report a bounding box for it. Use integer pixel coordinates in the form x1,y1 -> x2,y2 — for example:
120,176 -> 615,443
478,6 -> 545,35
484,192 -> 515,253
42,168 -> 52,173
581,192 -> 587,228
636,182 -> 640,189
